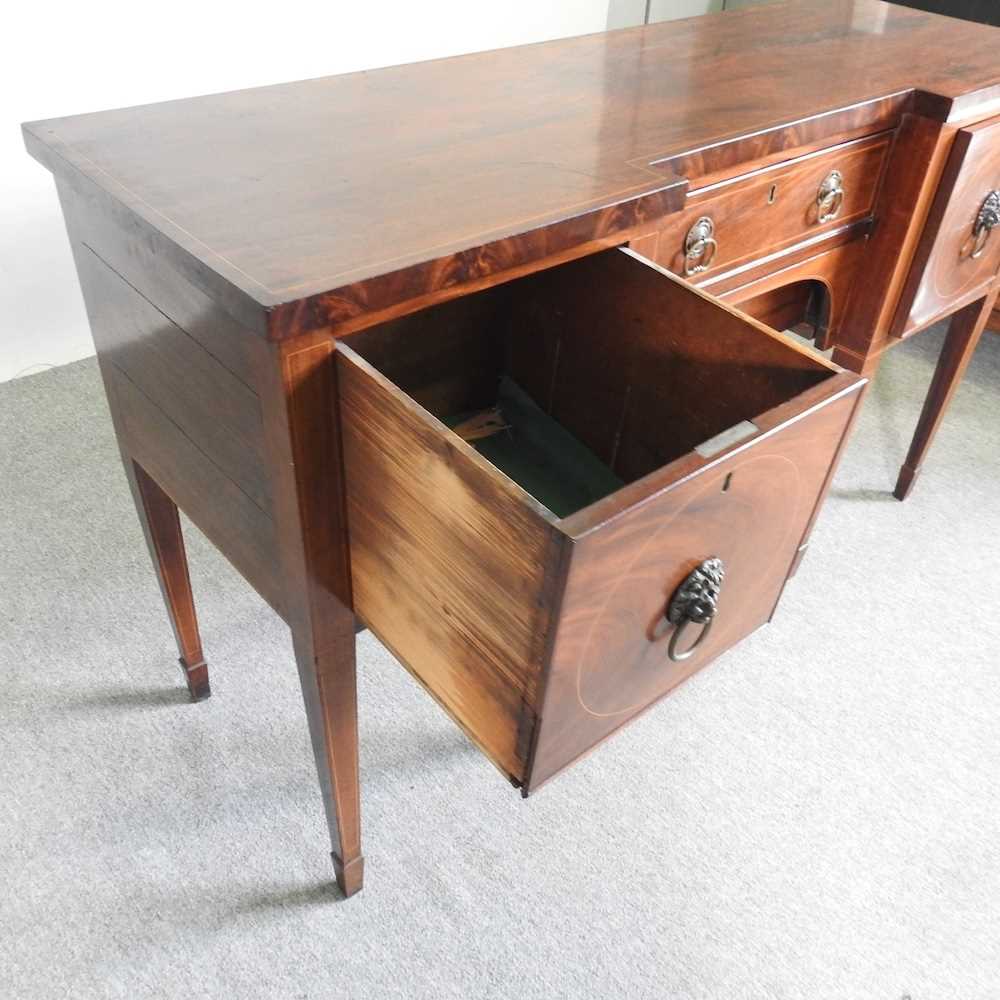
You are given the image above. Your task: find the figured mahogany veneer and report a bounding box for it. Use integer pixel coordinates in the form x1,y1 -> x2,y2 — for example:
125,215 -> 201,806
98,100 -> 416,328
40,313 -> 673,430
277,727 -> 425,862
23,0 -> 1000,895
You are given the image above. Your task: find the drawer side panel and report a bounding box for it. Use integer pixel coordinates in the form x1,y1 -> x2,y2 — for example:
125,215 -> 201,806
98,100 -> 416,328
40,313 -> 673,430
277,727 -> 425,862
336,346 -> 562,782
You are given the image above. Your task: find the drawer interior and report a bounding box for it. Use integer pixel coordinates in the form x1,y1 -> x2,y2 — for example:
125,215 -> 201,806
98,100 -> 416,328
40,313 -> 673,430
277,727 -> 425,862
341,248 -> 832,519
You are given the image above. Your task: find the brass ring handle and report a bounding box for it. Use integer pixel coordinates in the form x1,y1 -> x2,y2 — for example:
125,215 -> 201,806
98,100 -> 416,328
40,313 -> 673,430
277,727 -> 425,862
684,216 -> 718,276
667,615 -> 715,662
662,557 -> 725,663
970,190 -> 1000,260
816,170 -> 844,224
971,226 -> 992,259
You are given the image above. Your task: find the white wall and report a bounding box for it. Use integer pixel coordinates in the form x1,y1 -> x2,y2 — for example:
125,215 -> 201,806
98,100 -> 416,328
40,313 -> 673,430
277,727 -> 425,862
1,0 -> 612,382
608,0 -> 725,29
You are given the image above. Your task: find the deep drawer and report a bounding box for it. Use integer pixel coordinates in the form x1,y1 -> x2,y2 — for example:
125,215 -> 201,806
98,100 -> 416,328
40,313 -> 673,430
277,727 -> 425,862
336,249 -> 864,791
654,132 -> 890,280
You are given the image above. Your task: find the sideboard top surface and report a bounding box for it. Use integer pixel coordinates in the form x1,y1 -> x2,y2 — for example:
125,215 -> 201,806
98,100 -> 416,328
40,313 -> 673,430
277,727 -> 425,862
24,0 -> 1000,332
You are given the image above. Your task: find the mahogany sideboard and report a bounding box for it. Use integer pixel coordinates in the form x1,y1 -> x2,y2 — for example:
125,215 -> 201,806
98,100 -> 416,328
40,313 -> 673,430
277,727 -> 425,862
23,0 -> 1000,896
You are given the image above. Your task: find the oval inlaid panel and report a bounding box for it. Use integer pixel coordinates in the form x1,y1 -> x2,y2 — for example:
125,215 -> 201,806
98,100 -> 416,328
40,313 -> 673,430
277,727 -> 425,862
576,453 -> 802,718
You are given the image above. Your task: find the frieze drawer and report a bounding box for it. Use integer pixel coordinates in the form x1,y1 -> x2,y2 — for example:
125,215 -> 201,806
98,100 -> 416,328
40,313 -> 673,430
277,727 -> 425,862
655,132 -> 891,281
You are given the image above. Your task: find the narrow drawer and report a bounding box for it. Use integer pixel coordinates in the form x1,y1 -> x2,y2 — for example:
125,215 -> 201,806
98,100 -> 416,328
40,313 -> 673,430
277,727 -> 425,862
654,132 -> 890,280
893,114 -> 1000,337
336,249 -> 864,791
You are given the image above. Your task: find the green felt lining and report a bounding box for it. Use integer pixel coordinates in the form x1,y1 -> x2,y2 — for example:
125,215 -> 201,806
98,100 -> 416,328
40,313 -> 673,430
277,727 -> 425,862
445,377 -> 625,518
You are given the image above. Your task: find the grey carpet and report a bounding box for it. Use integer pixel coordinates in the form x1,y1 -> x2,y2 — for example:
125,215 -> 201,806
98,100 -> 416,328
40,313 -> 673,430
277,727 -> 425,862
2,327 -> 998,1000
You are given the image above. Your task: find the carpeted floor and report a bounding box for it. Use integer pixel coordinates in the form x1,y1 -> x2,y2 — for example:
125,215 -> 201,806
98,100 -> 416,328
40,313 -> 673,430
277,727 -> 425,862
2,327 -> 998,1000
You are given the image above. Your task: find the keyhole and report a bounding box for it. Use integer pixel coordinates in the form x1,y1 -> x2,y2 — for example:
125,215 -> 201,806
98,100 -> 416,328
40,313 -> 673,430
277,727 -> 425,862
767,184 -> 778,205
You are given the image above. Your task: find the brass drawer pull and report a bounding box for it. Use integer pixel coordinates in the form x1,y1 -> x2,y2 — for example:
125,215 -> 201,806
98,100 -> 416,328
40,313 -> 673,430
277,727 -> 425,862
684,216 -> 718,275
970,190 -> 1000,259
816,170 -> 845,223
664,557 -> 725,662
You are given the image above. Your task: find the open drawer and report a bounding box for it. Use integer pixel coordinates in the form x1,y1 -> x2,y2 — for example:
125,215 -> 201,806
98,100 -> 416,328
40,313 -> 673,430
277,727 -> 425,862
335,248 -> 864,793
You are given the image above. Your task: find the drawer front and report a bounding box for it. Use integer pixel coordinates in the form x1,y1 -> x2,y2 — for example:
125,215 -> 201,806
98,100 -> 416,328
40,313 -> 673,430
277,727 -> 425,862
894,115 -> 1000,337
653,133 -> 889,280
525,385 -> 860,793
